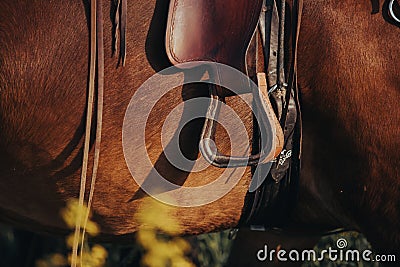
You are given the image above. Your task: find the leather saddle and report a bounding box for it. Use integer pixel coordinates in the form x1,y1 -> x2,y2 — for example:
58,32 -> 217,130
166,0 -> 262,77
165,0 -> 284,167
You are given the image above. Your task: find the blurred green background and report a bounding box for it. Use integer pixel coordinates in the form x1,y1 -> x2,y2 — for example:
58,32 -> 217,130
0,223 -> 384,267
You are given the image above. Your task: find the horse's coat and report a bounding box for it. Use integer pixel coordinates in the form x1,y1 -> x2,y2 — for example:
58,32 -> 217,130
0,0 -> 399,257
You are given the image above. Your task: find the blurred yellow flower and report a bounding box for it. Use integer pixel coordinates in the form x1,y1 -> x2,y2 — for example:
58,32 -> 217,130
135,197 -> 194,267
136,198 -> 181,235
35,253 -> 67,267
67,244 -> 108,267
37,198 -> 108,267
60,198 -> 99,236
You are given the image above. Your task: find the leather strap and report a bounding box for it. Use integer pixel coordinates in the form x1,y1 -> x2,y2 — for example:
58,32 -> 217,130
113,0 -> 127,65
242,0 -> 303,227
79,0 -> 105,263
71,0 -> 98,265
120,0 -> 127,65
71,0 -> 106,266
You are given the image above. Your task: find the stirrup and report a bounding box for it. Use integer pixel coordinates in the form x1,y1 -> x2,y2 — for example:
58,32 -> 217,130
199,73 -> 284,168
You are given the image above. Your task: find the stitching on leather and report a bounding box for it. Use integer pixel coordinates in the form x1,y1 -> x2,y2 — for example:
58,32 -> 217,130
168,0 -> 181,63
169,1 -> 263,64
169,0 -> 216,63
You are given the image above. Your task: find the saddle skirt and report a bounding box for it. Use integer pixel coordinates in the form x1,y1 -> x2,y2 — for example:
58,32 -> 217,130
166,0 -> 263,96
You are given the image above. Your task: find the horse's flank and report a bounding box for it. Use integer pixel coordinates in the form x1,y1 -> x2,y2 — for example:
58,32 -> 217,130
296,0 -> 400,254
0,0 -> 254,236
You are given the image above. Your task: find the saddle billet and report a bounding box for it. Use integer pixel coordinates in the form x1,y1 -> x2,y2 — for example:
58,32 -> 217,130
242,0 -> 303,227
166,0 -> 284,167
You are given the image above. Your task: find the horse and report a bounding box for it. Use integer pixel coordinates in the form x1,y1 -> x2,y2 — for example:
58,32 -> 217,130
0,0 -> 399,262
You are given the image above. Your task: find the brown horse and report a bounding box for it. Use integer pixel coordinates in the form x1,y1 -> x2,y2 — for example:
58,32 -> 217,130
0,0 -> 399,260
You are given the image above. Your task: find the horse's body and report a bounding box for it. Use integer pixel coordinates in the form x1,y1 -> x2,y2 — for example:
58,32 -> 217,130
0,0 -> 399,257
